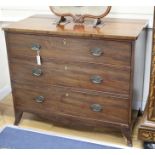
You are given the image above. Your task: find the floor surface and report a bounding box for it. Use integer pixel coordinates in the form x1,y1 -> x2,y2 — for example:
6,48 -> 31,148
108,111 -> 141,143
0,94 -> 143,148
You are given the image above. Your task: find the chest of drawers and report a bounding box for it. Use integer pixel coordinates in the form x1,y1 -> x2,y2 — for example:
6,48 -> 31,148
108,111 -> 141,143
4,15 -> 147,146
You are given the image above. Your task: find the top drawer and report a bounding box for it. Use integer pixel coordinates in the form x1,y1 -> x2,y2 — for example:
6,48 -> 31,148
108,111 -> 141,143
6,33 -> 131,67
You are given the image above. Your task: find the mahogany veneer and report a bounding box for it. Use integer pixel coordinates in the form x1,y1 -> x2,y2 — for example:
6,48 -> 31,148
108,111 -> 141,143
3,15 -> 147,146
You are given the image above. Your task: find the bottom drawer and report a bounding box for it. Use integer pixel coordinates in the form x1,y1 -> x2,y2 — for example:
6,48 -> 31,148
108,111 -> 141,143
13,82 -> 130,125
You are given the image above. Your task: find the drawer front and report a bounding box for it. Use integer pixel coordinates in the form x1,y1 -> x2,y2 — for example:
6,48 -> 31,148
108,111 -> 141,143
13,83 -> 129,124
13,83 -> 59,114
7,33 -> 131,67
10,58 -> 130,95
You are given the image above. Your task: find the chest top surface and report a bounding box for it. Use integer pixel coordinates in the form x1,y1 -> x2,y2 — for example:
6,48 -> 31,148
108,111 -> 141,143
3,14 -> 147,41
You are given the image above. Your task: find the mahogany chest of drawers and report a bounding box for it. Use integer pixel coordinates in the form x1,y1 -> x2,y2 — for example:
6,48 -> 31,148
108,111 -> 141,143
4,15 -> 147,146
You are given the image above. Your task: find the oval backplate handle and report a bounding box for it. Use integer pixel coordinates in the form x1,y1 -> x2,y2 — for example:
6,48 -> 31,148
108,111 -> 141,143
35,96 -> 45,103
32,68 -> 42,77
31,44 -> 41,51
90,75 -> 103,84
90,48 -> 103,57
90,103 -> 103,112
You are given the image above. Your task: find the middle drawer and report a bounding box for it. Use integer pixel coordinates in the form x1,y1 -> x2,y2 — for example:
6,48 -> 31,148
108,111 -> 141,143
10,57 -> 130,95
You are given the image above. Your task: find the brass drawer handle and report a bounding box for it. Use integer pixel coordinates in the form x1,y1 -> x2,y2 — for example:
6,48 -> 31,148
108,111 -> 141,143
90,48 -> 103,57
90,103 -> 103,112
32,68 -> 42,76
31,44 -> 41,51
90,75 -> 103,84
35,96 -> 45,103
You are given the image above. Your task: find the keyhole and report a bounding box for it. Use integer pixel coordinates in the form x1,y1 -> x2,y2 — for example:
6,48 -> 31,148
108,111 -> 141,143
64,66 -> 68,70
65,93 -> 69,97
63,39 -> 66,45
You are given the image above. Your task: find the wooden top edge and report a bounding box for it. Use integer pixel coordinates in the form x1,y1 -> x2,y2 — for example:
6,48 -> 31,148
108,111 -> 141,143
3,14 -> 148,41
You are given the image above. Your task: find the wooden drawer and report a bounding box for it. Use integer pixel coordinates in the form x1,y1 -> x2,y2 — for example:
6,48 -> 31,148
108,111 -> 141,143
7,33 -> 131,67
10,58 -> 130,95
13,82 -> 129,124
13,83 -> 59,114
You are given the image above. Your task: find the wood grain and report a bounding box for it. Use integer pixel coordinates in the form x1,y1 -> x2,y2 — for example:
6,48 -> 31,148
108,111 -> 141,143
3,15 -> 147,40
12,82 -> 129,125
147,28 -> 155,121
0,93 -> 144,148
9,57 -> 130,96
4,14 -> 148,146
6,33 -> 131,67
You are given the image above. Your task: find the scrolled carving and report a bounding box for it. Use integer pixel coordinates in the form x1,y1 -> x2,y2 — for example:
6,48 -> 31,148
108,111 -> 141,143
73,15 -> 84,23
139,129 -> 155,141
49,6 -> 112,24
